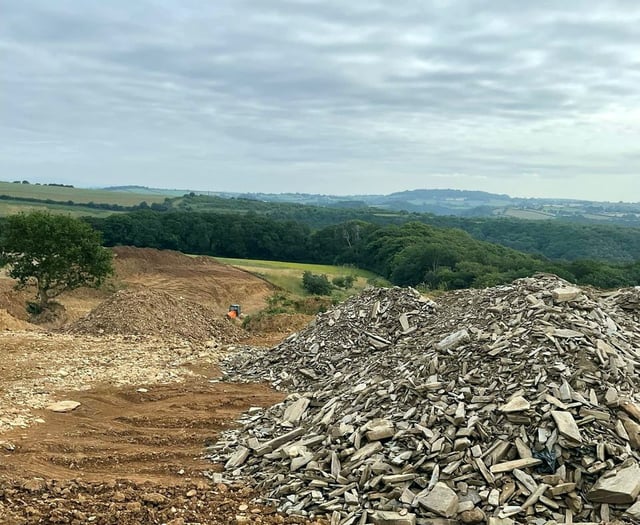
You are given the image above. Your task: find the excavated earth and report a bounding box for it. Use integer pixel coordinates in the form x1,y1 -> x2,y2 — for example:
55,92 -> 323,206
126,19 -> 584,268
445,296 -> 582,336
0,247 -> 323,524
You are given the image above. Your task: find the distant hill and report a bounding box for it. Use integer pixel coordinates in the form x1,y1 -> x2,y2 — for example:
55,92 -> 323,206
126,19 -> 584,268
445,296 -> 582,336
209,188 -> 640,226
103,186 -> 640,226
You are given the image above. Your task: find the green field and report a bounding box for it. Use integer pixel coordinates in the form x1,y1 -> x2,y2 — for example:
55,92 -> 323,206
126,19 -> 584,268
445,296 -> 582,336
215,257 -> 388,296
501,208 -> 554,220
0,198 -> 121,218
0,181 -> 168,207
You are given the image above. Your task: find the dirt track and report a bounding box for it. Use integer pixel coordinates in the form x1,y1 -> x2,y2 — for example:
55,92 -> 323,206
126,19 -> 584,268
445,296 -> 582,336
0,374 -> 281,484
0,247 -> 321,524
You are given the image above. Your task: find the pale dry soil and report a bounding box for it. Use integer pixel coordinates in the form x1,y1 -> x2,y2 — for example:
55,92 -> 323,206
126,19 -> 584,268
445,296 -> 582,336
0,247 -> 322,524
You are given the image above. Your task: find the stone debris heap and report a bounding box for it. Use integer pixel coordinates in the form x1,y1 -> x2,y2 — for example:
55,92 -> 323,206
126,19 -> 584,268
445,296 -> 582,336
212,276 -> 640,525
68,288 -> 243,345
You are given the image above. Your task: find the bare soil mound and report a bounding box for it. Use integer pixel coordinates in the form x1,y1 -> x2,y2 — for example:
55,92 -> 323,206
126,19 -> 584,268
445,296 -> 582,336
68,289 -> 244,344
111,246 -> 274,314
0,277 -> 31,322
112,246 -> 218,278
0,308 -> 36,331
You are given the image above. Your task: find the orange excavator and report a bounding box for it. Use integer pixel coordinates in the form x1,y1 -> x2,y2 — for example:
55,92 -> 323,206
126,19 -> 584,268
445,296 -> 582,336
227,304 -> 241,320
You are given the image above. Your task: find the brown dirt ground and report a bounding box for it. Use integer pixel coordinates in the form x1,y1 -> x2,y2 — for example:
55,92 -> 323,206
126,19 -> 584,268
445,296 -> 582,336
0,247 -> 321,524
110,246 -> 276,316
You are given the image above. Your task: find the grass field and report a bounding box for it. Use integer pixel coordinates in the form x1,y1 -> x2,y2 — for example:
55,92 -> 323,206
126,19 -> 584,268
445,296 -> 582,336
0,199 -> 121,218
0,181 -> 168,207
215,257 -> 388,296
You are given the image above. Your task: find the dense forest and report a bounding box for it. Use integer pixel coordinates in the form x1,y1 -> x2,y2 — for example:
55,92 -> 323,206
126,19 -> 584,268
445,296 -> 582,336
3,192 -> 640,262
131,194 -> 640,262
82,210 -> 640,290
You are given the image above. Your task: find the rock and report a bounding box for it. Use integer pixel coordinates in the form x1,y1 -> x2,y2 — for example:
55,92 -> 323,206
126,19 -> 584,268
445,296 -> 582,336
499,396 -> 530,413
552,287 -> 581,303
142,492 -> 167,504
0,440 -> 15,451
22,478 -> 46,493
46,400 -> 81,413
551,410 -> 583,444
370,510 -> 416,525
211,279 -> 640,524
283,397 -> 310,424
621,415 -> 640,450
419,482 -> 459,518
225,446 -> 250,469
488,518 -> 513,525
588,463 -> 640,504
460,508 -> 486,524
624,500 -> 640,520
365,419 -> 395,441
490,458 -> 542,473
435,329 -> 469,351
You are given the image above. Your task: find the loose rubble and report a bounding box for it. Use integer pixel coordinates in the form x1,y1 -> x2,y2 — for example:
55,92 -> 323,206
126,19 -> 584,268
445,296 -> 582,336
0,478 -> 324,524
67,288 -> 243,344
211,276 -> 640,524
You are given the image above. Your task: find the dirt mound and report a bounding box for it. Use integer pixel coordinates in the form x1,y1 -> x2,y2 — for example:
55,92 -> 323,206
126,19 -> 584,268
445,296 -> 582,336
112,246 -> 217,278
68,289 -> 244,344
110,246 -> 275,315
0,309 -> 36,331
215,277 -> 640,523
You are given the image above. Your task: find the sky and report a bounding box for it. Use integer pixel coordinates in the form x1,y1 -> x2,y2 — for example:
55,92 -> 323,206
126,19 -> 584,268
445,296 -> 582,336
2,1 -> 640,201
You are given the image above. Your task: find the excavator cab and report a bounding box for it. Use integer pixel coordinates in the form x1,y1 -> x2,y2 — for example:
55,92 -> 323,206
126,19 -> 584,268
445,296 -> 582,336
227,304 -> 241,319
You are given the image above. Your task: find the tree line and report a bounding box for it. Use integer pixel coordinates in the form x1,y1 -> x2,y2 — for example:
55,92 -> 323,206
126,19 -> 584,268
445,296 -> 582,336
4,191 -> 640,263
83,210 -> 640,290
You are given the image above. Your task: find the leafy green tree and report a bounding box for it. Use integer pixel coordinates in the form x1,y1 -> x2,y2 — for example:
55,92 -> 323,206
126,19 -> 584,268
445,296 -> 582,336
0,211 -> 113,311
302,271 -> 332,295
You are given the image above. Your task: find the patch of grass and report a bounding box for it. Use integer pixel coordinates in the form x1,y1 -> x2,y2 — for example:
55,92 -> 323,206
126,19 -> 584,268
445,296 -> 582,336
215,257 -> 388,296
503,208 -> 554,220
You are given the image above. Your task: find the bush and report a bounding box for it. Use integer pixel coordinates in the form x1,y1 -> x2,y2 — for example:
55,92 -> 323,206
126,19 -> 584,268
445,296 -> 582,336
302,271 -> 332,295
332,274 -> 355,289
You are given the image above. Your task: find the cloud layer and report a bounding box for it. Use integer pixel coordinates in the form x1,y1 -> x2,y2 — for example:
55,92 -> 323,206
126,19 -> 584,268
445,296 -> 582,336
2,1 -> 640,200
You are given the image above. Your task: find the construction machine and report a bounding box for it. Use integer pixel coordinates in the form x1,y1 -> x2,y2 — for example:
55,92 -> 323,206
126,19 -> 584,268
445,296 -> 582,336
227,304 -> 241,319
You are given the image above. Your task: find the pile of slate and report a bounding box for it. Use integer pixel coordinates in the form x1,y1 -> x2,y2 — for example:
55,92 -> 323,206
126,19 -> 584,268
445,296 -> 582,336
211,276 -> 640,525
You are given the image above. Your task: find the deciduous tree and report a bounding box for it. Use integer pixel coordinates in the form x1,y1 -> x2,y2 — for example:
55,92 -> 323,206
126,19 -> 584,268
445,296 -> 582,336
0,211 -> 113,311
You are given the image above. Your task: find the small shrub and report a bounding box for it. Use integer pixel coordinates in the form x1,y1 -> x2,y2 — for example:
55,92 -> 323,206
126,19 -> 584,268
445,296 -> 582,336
302,271 -> 332,295
366,276 -> 388,287
332,274 -> 355,289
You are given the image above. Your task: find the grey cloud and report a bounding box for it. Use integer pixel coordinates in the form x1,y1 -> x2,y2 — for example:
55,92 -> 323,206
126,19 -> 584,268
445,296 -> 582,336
1,0 -> 639,200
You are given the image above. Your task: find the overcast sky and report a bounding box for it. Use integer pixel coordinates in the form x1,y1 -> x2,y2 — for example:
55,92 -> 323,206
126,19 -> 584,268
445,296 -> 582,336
2,1 -> 640,201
